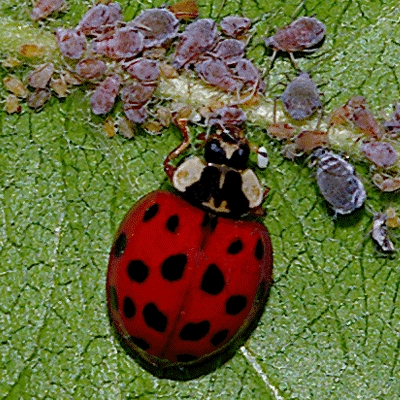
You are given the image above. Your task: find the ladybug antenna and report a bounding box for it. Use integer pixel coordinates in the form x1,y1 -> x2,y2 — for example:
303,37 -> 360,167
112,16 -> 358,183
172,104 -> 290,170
164,118 -> 191,180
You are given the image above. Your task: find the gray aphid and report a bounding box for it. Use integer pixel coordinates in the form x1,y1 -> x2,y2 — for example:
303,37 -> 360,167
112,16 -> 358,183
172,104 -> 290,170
313,149 -> 366,215
281,72 -> 322,120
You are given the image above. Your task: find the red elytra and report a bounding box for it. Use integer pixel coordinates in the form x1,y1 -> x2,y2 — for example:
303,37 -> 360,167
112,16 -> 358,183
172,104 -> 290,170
107,190 -> 273,379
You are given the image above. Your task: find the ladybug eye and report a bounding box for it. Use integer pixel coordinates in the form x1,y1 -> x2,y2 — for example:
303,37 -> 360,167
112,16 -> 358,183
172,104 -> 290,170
204,139 -> 227,164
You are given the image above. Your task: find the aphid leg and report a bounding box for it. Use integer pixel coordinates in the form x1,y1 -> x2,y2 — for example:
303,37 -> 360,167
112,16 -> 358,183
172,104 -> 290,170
163,118 -> 191,180
273,96 -> 278,123
230,77 -> 260,106
289,52 -> 300,70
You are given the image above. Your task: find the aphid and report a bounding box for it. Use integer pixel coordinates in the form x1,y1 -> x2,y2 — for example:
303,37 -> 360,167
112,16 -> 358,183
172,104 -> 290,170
360,142 -> 398,168
267,122 -> 297,140
90,74 -> 120,115
126,58 -> 160,83
76,58 -> 107,80
130,9 -> 179,48
264,16 -> 326,67
280,72 -> 322,121
3,76 -> 29,98
142,120 -> 164,134
156,107 -> 172,127
124,105 -> 148,124
312,149 -> 366,215
50,78 -> 68,98
213,39 -> 245,64
159,63 -> 179,79
208,106 -> 247,129
372,174 -> 400,192
117,116 -> 135,139
294,130 -> 329,152
19,43 -> 45,58
282,143 -> 300,160
78,3 -> 122,36
347,97 -> 381,139
371,213 -> 395,253
106,121 -> 273,379
31,0 -> 64,21
220,16 -> 252,38
195,58 -> 242,93
172,19 -> 219,69
2,56 -> 21,68
5,94 -> 21,114
27,88 -> 51,109
104,115 -> 116,138
386,208 -> 399,229
168,0 -> 199,21
28,62 -> 54,89
383,104 -> 400,133
121,83 -> 156,107
234,59 -> 266,92
56,28 -> 87,60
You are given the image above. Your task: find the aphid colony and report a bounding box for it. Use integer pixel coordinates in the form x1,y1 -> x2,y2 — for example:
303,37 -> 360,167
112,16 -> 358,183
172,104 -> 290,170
9,1 -> 264,131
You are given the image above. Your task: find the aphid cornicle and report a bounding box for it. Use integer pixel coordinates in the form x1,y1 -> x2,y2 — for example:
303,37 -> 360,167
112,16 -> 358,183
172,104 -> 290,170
312,149 -> 366,215
107,120 -> 273,380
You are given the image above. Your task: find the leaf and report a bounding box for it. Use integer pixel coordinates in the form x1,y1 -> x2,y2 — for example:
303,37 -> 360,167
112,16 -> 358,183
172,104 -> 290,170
1,1 -> 400,399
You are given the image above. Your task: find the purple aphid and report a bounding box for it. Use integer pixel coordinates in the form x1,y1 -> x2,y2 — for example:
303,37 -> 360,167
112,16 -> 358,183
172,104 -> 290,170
213,39 -> 245,64
264,16 -> 326,54
93,28 -> 144,59
220,16 -> 252,38
124,105 -> 148,123
234,59 -> 266,92
90,74 -> 120,115
76,58 -> 107,80
121,83 -> 156,107
126,58 -> 160,82
313,148 -> 366,215
56,28 -> 87,59
172,19 -> 219,69
28,89 -> 51,109
383,104 -> 400,133
31,0 -> 64,21
78,3 -> 122,36
195,58 -> 242,92
28,62 -> 54,89
208,105 -> 247,128
360,142 -> 398,168
130,9 -> 179,48
280,72 -> 322,120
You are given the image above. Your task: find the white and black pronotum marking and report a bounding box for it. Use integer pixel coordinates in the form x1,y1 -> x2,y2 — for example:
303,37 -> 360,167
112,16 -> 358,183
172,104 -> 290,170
313,149 -> 366,215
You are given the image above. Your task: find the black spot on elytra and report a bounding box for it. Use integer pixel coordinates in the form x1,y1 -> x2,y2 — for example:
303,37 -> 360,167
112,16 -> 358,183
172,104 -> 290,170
180,321 -> 210,341
130,336 -> 150,350
227,239 -> 243,254
211,329 -> 229,346
123,296 -> 136,318
166,215 -> 179,233
201,264 -> 225,295
255,238 -> 264,260
161,254 -> 187,281
143,203 -> 159,222
127,260 -> 149,283
109,286 -> 118,311
176,354 -> 198,362
114,233 -> 127,258
143,303 -> 167,332
226,295 -> 247,315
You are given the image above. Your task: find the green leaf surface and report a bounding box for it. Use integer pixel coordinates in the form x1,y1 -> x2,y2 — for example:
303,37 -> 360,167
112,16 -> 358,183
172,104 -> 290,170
1,1 -> 399,399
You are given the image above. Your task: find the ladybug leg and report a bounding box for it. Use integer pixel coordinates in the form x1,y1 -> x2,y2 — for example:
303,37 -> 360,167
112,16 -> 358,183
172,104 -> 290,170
163,118 -> 191,180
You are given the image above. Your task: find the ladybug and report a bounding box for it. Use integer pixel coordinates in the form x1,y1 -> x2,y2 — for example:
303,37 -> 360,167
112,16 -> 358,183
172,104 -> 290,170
106,120 -> 273,379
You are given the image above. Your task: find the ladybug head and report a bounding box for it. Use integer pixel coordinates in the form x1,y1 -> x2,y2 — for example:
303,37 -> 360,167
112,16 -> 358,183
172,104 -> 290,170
168,128 -> 264,216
